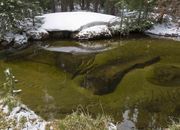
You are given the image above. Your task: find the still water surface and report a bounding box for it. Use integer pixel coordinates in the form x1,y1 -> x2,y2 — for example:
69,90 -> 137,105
0,37 -> 180,129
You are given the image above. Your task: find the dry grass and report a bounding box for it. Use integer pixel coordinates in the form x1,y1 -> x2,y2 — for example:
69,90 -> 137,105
168,120 -> 180,130
46,107 -> 113,130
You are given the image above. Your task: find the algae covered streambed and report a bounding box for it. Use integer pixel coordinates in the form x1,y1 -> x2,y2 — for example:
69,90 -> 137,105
0,37 -> 180,129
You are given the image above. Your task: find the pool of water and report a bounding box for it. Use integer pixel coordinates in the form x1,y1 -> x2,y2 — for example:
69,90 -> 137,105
0,37 -> 180,129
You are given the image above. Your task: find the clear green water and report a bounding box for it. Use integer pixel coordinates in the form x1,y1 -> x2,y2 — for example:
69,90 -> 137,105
0,37 -> 180,129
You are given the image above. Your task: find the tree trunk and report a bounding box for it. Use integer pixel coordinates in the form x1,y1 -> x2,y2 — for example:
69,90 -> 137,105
156,0 -> 166,23
94,0 -> 99,12
61,0 -> 68,12
143,0 -> 149,19
81,0 -> 85,10
157,10 -> 165,23
138,1 -> 143,25
120,4 -> 124,30
69,0 -> 74,11
52,0 -> 56,12
85,0 -> 90,10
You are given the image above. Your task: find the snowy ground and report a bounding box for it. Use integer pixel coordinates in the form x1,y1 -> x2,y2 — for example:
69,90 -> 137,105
146,22 -> 180,37
0,96 -> 47,130
146,14 -> 180,39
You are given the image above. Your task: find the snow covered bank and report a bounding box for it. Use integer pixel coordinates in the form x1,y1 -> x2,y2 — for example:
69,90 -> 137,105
146,22 -> 180,38
1,33 -> 28,49
40,12 -> 117,32
39,11 -> 120,40
0,96 -> 46,130
0,12 -> 121,48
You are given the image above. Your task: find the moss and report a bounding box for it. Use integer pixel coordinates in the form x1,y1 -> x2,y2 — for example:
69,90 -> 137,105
82,56 -> 160,95
146,64 -> 180,86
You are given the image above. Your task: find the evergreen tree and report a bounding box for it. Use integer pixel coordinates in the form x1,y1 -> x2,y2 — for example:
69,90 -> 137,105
0,0 -> 42,35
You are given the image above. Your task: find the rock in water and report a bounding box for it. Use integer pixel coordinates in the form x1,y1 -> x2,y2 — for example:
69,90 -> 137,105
13,33 -> 28,49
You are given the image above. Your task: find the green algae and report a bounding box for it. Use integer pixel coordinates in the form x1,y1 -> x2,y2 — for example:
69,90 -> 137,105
146,64 -> 180,86
0,37 -> 180,129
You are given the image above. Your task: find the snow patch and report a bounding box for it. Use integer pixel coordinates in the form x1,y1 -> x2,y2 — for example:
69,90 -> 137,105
146,22 -> 180,37
14,34 -> 28,45
3,33 -> 14,43
1,33 -> 28,48
27,28 -> 49,40
75,25 -> 112,40
0,97 -> 47,130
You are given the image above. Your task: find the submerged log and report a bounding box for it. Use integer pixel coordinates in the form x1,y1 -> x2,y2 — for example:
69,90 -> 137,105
82,56 -> 160,95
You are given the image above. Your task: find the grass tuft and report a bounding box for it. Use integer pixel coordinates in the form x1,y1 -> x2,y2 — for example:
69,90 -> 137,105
46,107 -> 113,130
169,121 -> 180,130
